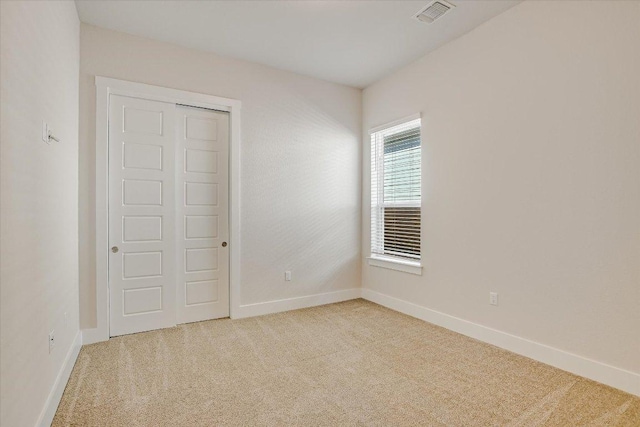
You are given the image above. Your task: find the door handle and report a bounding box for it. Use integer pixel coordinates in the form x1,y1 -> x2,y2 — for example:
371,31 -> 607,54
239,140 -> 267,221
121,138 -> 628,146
221,242 -> 227,247
111,246 -> 119,253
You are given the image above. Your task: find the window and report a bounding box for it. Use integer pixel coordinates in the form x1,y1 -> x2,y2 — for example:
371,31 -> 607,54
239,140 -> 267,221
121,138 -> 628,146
370,117 -> 421,268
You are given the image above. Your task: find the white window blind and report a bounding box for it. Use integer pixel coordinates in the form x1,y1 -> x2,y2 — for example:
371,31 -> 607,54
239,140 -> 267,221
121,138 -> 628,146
371,118 -> 421,261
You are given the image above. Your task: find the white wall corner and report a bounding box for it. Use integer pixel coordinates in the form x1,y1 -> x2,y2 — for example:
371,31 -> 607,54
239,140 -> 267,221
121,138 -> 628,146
361,288 -> 640,397
36,331 -> 82,427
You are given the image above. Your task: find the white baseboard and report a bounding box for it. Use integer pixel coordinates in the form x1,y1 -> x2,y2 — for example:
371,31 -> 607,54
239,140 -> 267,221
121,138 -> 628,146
37,330 -> 82,427
82,289 -> 362,342
361,288 -> 640,397
234,288 -> 362,319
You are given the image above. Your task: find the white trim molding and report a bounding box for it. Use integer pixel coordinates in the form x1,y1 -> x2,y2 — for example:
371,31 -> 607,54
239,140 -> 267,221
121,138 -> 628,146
234,288 -> 362,319
367,255 -> 422,275
89,76 -> 242,344
370,113 -> 422,134
361,288 -> 640,397
37,331 -> 82,427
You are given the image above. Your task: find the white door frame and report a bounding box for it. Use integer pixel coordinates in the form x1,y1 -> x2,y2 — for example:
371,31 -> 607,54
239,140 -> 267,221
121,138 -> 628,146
84,76 -> 241,344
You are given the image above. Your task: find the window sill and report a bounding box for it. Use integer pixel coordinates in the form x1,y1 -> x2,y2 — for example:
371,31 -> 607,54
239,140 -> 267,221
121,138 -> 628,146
367,256 -> 422,276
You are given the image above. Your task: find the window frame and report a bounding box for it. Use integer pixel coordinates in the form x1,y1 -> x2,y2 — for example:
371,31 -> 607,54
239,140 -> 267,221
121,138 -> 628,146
368,114 -> 423,275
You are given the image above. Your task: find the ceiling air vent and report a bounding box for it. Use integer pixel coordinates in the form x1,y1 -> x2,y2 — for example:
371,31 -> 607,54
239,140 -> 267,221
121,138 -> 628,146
414,0 -> 455,24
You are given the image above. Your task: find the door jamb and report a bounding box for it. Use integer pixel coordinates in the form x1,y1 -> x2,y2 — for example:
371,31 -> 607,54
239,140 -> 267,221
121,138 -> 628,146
84,76 -> 242,344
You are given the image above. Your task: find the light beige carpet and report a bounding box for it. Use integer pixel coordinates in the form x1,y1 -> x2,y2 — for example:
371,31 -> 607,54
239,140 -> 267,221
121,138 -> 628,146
54,299 -> 639,426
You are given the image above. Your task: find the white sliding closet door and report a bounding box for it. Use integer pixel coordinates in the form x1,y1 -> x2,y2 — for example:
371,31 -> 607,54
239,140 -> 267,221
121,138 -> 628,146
176,106 -> 230,324
108,97 -> 229,336
108,95 -> 177,337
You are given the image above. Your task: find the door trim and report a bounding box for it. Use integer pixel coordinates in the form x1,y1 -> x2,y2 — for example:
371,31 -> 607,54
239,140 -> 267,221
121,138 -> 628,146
85,76 -> 241,344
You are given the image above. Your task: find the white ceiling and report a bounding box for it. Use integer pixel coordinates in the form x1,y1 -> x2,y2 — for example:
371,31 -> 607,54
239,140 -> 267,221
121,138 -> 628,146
75,0 -> 521,88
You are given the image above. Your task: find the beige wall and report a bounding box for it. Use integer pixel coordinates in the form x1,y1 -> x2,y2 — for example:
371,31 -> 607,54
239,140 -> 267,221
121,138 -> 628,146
79,24 -> 362,328
362,1 -> 640,373
0,1 -> 80,425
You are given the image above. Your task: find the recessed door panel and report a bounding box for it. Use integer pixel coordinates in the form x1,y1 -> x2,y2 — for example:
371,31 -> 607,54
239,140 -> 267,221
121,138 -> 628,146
123,216 -> 162,242
123,179 -> 163,206
185,248 -> 218,272
186,280 -> 218,306
123,107 -> 163,135
185,215 -> 218,239
123,287 -> 163,315
185,182 -> 218,206
123,252 -> 162,278
123,142 -> 163,171
185,116 -> 217,141
185,149 -> 218,174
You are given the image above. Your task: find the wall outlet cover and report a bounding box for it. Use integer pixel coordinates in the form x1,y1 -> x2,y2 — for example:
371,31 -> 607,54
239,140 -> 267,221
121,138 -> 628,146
489,292 -> 499,306
48,330 -> 55,353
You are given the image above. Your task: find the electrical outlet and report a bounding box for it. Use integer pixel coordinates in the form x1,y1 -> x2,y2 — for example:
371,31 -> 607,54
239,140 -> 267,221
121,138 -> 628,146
49,330 -> 55,353
285,271 -> 292,281
489,292 -> 499,306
